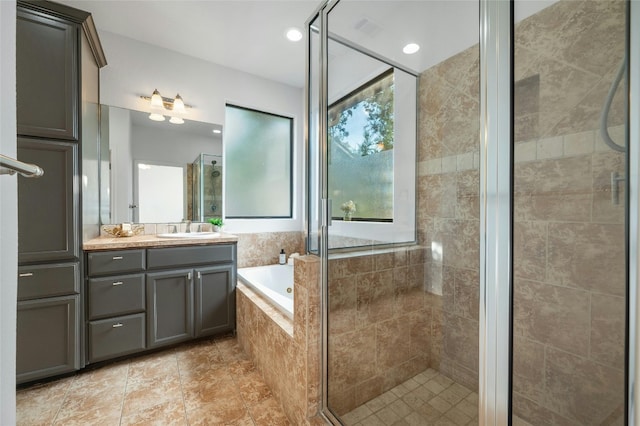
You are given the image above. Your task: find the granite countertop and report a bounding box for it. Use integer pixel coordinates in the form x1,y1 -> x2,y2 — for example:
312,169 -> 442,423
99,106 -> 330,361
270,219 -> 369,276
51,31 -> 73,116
83,232 -> 239,251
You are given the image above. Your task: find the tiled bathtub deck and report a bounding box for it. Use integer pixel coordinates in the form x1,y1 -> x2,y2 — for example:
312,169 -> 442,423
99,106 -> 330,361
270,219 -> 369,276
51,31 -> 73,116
16,335 -> 290,425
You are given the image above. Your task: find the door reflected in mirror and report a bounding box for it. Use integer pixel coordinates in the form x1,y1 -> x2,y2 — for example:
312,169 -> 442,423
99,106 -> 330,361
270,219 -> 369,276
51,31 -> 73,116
99,105 -> 223,224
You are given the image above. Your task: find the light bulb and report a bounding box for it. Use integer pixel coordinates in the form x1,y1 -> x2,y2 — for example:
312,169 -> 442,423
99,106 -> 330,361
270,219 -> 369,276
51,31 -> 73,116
402,43 -> 420,55
286,28 -> 303,42
150,89 -> 164,109
149,113 -> 165,121
172,94 -> 186,114
169,116 -> 184,124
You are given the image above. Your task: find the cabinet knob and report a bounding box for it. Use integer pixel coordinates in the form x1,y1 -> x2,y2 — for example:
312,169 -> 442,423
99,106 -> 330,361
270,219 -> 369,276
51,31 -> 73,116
112,323 -> 124,328
18,272 -> 33,278
112,281 -> 124,286
112,256 -> 123,260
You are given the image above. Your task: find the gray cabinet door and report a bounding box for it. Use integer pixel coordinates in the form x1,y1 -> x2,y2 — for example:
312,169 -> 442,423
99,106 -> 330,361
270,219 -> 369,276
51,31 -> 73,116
17,139 -> 78,263
146,269 -> 194,348
17,295 -> 79,384
16,8 -> 77,140
195,265 -> 236,337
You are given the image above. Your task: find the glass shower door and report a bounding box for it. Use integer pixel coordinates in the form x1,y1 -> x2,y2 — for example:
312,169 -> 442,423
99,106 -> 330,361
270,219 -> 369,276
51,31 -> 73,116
314,1 -> 482,424
511,0 -> 629,424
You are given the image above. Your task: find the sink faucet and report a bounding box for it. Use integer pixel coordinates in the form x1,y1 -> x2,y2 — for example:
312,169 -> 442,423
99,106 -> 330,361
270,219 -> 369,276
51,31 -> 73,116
185,220 -> 192,233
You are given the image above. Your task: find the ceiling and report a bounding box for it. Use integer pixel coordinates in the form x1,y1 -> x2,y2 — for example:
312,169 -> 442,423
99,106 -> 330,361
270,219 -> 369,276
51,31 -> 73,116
57,0 -> 554,89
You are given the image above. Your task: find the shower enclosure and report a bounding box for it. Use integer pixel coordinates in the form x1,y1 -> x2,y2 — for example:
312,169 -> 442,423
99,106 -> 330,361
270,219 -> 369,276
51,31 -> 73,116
191,153 -> 222,222
308,0 -> 638,424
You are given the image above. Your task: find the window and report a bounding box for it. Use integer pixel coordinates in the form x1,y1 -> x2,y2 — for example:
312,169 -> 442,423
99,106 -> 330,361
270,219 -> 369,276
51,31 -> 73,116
225,105 -> 293,218
328,69 -> 394,221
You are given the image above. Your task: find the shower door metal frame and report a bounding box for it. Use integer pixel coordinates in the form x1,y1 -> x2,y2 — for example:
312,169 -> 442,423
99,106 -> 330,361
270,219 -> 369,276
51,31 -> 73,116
309,0 -> 640,424
628,0 -> 639,422
478,0 -> 512,425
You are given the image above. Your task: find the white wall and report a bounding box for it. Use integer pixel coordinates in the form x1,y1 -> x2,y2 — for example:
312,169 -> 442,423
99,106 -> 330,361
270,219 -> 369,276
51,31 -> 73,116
0,2 -> 17,423
99,31 -> 305,233
131,124 -> 221,165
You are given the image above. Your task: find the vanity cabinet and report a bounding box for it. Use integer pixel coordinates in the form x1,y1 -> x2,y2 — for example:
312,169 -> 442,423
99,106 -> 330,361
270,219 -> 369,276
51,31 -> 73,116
15,0 -> 107,384
16,295 -> 80,384
86,249 -> 146,362
85,243 -> 236,363
16,7 -> 77,140
17,138 -> 79,264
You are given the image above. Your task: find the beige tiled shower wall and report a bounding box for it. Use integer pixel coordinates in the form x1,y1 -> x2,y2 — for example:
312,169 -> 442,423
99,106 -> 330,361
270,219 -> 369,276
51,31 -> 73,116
418,0 -> 626,425
511,0 -> 626,425
327,246 -> 432,415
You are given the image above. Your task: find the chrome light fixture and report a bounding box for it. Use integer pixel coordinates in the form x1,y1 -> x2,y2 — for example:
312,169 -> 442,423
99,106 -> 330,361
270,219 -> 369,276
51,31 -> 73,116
142,89 -> 191,124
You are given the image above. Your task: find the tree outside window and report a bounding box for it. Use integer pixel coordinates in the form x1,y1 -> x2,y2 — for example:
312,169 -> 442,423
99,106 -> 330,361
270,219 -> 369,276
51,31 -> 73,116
328,69 -> 394,221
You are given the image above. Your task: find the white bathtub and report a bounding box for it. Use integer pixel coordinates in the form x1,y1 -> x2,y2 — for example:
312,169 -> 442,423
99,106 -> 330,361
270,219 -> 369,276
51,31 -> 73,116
237,264 -> 294,318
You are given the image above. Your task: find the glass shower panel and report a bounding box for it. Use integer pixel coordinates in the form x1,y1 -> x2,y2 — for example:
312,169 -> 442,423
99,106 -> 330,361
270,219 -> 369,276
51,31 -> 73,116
191,153 -> 222,222
322,1 -> 480,424
511,1 -> 628,424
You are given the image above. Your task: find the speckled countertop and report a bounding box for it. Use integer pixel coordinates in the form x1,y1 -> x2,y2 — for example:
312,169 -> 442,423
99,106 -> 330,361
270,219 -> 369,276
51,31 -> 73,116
83,233 -> 239,251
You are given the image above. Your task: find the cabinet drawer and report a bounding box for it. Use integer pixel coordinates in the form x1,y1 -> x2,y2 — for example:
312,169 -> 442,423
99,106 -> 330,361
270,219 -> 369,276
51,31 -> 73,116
89,313 -> 145,362
147,244 -> 235,269
88,274 -> 145,320
87,249 -> 145,276
18,263 -> 79,300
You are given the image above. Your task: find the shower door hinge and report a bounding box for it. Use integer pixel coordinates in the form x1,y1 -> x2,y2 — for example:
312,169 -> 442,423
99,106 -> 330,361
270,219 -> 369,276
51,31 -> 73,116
321,198 -> 332,227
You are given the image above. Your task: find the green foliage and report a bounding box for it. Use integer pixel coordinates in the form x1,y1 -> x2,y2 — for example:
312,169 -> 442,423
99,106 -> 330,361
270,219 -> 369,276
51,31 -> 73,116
329,74 -> 394,157
208,217 -> 224,226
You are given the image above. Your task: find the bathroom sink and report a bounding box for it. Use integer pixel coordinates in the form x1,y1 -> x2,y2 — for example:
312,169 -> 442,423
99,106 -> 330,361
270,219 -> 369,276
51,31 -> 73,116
156,232 -> 220,238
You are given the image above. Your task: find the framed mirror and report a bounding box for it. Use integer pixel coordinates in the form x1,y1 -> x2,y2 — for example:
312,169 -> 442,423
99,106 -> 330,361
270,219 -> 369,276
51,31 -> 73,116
100,105 -> 223,224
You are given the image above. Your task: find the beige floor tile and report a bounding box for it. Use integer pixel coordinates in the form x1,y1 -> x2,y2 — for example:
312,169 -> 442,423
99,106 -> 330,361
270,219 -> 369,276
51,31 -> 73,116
122,374 -> 183,416
248,396 -> 291,426
120,399 -> 187,426
17,335 -> 288,426
236,370 -> 273,405
186,394 -> 249,425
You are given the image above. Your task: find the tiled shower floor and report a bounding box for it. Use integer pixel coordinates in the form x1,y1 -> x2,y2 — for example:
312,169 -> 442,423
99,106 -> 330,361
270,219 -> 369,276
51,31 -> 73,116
341,369 -> 479,426
16,335 -> 290,425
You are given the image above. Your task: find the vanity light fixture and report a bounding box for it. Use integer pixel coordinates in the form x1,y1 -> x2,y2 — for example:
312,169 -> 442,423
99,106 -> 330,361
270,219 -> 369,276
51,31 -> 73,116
141,89 -> 191,124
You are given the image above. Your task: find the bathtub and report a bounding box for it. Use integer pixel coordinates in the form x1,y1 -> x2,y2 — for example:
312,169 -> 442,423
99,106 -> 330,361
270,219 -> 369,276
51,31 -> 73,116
237,264 -> 294,318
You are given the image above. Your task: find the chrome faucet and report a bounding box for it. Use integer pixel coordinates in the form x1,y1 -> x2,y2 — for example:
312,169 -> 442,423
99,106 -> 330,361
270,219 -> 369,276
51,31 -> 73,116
185,220 -> 192,233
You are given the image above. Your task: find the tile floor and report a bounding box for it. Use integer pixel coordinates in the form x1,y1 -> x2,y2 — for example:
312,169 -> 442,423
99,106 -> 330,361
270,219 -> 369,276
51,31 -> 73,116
16,334 -> 291,425
341,369 -> 479,426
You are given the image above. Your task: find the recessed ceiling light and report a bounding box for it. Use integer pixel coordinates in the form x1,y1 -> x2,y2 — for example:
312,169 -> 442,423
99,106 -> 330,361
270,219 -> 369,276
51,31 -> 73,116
403,43 -> 420,55
213,129 -> 222,134
286,28 -> 303,42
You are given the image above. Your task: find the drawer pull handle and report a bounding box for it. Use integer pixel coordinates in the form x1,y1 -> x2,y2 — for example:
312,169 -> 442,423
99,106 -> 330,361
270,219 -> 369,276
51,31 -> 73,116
187,272 -> 192,280
112,323 -> 124,328
197,271 -> 201,280
112,281 -> 124,286
112,256 -> 124,260
19,273 -> 33,277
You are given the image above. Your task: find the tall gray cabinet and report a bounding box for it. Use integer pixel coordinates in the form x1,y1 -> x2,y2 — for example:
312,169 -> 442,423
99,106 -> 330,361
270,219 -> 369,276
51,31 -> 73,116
15,0 -> 106,385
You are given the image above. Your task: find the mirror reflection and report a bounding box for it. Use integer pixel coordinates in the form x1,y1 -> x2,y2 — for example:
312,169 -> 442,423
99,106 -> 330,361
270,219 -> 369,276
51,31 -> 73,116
100,105 -> 223,224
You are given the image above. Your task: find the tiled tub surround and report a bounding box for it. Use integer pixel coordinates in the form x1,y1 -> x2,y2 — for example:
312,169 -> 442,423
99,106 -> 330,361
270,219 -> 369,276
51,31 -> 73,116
415,0 -> 626,424
237,255 -> 322,425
